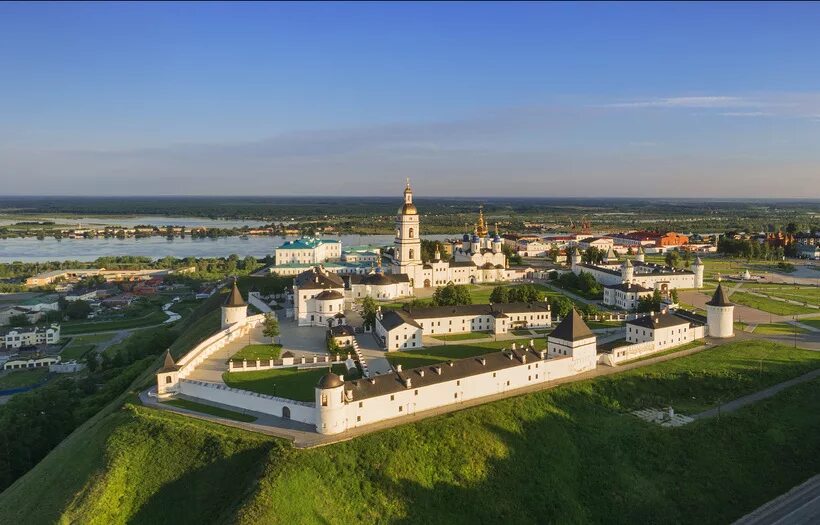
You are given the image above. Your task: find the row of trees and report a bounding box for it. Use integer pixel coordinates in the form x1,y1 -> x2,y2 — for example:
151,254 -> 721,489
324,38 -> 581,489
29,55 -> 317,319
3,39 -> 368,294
718,238 -> 788,260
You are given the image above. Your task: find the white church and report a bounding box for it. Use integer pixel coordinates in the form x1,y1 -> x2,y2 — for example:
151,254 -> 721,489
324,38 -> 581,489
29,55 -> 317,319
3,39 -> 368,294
391,181 -> 528,288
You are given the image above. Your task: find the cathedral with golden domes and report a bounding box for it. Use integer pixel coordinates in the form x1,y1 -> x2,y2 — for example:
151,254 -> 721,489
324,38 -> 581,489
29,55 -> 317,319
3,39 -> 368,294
390,181 -> 528,288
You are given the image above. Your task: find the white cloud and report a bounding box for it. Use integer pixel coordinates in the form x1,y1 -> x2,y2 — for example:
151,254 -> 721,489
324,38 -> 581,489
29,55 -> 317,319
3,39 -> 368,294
604,96 -> 756,109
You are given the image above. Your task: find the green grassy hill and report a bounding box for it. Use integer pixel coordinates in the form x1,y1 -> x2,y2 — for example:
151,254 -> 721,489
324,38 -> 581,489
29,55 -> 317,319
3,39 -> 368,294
1,341 -> 819,524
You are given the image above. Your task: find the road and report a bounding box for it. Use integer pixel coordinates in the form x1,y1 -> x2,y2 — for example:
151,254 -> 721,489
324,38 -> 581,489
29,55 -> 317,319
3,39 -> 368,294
735,474 -> 820,524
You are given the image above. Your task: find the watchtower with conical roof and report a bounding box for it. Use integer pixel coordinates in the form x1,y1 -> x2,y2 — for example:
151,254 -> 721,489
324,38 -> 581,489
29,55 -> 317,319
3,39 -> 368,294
706,283 -> 734,338
691,256 -> 705,288
315,372 -> 346,435
547,309 -> 598,370
635,245 -> 645,263
221,279 -> 248,329
156,349 -> 180,399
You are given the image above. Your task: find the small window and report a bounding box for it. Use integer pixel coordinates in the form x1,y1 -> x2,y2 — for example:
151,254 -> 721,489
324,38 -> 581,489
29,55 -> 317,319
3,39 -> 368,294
399,406 -> 403,412
390,395 -> 395,401
457,380 -> 460,386
415,389 -> 419,396
165,376 -> 172,384
454,393 -> 458,399
357,416 -> 361,422
358,401 -> 363,408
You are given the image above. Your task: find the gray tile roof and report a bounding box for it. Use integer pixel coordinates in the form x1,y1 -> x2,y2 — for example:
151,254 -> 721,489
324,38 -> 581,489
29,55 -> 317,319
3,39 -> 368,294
345,345 -> 554,400
706,283 -> 732,307
549,309 -> 594,342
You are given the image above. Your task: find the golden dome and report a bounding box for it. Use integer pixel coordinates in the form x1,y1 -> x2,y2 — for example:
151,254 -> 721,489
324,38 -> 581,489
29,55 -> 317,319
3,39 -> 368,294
399,202 -> 418,215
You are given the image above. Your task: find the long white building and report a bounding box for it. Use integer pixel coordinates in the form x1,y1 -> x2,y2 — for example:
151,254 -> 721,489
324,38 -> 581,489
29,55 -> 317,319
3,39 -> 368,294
571,251 -> 704,293
375,302 -> 552,351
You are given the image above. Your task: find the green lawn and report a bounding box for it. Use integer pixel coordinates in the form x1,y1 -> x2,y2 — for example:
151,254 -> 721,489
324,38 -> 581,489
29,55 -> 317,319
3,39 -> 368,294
3,340 -> 820,524
587,320 -> 623,330
60,344 -> 95,360
230,344 -> 283,362
431,331 -> 492,341
0,368 -> 49,390
729,292 -> 815,315
60,333 -> 115,360
61,307 -> 169,335
800,319 -> 820,330
223,364 -> 349,402
162,398 -> 257,422
745,284 -> 820,304
753,323 -> 808,335
388,338 -> 537,369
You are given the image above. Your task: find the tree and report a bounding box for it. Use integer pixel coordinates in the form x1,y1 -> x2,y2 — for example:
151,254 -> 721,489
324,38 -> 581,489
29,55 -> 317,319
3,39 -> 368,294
7,314 -> 31,327
670,289 -> 679,303
262,313 -> 280,344
361,296 -> 377,329
65,300 -> 91,320
548,296 -> 573,318
84,352 -> 98,373
243,256 -> 259,273
489,286 -> 509,304
665,250 -> 681,269
432,283 -> 472,306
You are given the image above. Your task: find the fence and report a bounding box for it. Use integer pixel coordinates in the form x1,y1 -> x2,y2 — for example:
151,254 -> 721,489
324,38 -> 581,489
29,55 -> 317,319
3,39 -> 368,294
228,353 -> 347,372
179,379 -> 315,424
177,314 -> 265,379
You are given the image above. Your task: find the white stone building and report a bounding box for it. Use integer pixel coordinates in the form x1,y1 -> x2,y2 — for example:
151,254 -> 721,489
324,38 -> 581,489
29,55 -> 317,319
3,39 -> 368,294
603,282 -> 654,310
571,251 -> 704,291
375,302 -> 552,351
315,312 -> 596,435
1,324 -> 61,349
274,237 -> 342,265
292,266 -> 347,327
625,310 -> 705,350
346,269 -> 412,301
389,182 -> 526,288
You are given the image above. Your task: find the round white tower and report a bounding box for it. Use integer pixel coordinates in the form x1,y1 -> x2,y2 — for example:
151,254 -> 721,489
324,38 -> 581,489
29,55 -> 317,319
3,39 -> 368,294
706,283 -> 734,338
570,249 -> 582,271
691,256 -> 705,288
315,372 -> 347,435
621,258 -> 634,283
221,280 -> 247,329
635,246 -> 645,263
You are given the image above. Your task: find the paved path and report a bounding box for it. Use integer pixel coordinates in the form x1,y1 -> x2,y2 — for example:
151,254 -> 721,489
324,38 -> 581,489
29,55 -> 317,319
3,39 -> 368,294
94,330 -> 130,355
735,474 -> 820,525
354,333 -> 392,375
693,368 -> 820,420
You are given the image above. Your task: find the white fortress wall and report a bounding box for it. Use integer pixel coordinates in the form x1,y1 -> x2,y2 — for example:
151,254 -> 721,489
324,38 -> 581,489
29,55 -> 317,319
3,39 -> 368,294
177,314 -> 265,380
340,353 -> 590,430
179,379 -> 315,424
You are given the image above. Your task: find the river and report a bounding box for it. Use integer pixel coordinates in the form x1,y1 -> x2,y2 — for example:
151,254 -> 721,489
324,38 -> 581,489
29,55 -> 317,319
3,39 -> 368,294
0,215 -> 276,228
0,234 -> 454,263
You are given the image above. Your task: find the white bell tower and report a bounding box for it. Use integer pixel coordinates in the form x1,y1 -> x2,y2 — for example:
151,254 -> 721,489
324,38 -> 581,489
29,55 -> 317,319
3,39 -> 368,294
394,180 -> 422,279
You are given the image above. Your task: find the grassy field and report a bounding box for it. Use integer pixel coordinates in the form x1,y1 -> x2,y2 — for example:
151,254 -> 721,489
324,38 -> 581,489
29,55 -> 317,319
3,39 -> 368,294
230,344 -> 283,362
61,306 -> 169,335
162,399 -> 257,422
801,319 -> 820,330
753,323 -> 808,335
388,337 -> 537,369
431,331 -> 492,341
2,340 -> 819,524
60,333 -> 115,360
729,292 -> 815,315
0,368 -> 49,390
223,364 -> 349,402
744,284 -> 820,304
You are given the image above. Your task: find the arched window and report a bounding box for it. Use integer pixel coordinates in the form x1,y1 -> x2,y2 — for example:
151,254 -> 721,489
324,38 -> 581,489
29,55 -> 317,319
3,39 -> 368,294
409,227 -> 414,238
409,249 -> 415,259
321,394 -> 328,407
282,406 -> 291,419
165,376 -> 172,384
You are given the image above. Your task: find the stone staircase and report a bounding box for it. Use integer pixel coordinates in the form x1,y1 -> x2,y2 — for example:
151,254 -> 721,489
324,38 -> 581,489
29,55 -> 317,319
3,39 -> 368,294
349,338 -> 371,378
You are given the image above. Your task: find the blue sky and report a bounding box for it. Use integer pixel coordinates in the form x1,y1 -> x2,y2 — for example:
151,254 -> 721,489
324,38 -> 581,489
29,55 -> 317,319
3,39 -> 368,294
1,2 -> 818,197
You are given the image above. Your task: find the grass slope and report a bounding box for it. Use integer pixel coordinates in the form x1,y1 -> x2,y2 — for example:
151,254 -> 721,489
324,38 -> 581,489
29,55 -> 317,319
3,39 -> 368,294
729,292 -> 814,316
0,368 -> 48,390
387,338 -> 537,369
2,341 -> 819,524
